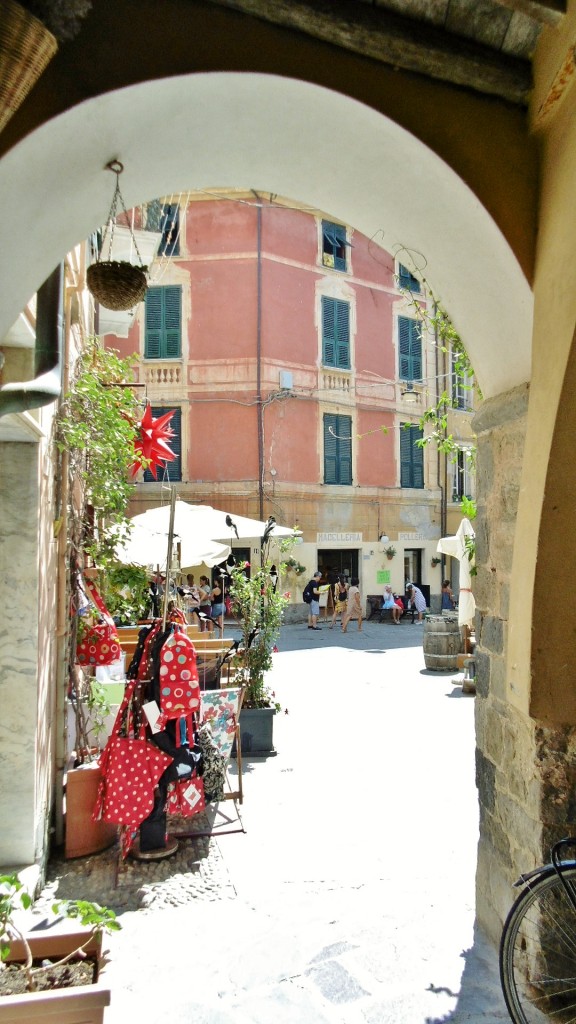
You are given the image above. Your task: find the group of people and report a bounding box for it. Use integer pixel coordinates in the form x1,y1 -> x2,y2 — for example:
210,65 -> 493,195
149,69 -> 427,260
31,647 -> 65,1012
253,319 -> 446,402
306,571 -> 363,633
180,572 -> 227,632
306,570 -> 457,632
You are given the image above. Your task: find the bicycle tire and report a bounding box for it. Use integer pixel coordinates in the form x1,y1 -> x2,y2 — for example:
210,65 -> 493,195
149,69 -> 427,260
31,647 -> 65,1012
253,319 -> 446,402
500,865 -> 576,1023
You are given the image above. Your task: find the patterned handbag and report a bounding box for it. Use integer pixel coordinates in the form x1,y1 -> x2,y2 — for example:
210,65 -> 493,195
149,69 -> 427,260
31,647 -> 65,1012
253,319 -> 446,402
76,577 -> 122,667
93,680 -> 173,827
167,773 -> 206,817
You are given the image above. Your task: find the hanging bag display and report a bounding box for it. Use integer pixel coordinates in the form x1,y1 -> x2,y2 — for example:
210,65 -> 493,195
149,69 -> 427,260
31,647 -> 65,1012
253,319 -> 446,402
93,680 -> 173,827
76,576 -> 122,667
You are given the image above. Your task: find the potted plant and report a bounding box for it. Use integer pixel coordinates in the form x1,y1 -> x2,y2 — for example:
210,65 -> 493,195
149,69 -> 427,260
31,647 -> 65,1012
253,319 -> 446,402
228,560 -> 288,756
384,545 -> 397,560
0,872 -> 119,1022
431,556 -> 442,567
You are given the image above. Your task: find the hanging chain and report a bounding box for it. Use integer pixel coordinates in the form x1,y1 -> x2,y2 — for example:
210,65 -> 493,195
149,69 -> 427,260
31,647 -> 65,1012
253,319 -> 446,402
99,160 -> 146,270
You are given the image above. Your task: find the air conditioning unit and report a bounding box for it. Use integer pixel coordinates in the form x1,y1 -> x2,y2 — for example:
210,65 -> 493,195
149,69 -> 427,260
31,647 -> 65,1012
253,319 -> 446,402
279,370 -> 293,390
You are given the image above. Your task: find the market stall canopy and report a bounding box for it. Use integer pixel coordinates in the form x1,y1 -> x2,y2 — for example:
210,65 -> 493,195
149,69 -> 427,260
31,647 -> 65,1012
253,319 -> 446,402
114,518 -> 230,570
436,517 -> 476,628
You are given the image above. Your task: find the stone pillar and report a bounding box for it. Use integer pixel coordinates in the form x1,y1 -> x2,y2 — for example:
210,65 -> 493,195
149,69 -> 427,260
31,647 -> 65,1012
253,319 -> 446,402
473,384 -> 539,942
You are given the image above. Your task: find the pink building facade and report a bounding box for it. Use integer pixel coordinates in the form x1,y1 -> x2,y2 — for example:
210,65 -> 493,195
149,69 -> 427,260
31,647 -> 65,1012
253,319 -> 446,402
102,194 -> 473,605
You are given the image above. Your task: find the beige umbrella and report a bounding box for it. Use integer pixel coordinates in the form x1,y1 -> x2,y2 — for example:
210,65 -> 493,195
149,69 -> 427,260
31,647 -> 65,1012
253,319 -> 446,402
436,517 -> 476,627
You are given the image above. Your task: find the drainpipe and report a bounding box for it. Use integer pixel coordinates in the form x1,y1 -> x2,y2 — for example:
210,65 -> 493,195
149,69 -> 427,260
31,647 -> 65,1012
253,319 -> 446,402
256,201 -> 264,520
434,303 -> 447,557
0,265 -> 64,416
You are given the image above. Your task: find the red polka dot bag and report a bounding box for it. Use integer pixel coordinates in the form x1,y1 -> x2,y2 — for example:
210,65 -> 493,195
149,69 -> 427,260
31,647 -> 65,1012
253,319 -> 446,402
93,680 -> 173,827
76,577 -> 122,667
156,628 -> 200,743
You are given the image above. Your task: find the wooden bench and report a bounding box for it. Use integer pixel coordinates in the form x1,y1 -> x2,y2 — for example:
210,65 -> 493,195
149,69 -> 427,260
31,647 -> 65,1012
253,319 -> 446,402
365,596 -> 412,623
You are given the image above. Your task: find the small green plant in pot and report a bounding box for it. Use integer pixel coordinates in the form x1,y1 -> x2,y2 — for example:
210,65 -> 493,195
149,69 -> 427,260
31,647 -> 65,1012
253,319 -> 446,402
228,561 -> 288,710
0,873 -> 120,996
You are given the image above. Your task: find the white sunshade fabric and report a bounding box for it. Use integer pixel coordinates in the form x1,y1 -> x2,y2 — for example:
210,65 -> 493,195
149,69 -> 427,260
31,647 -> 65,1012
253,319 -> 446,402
115,500 -> 295,571
114,516 -> 230,570
436,517 -> 476,628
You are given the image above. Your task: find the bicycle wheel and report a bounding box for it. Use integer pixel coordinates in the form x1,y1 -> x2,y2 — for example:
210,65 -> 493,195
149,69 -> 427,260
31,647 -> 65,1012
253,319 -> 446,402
500,866 -> 576,1023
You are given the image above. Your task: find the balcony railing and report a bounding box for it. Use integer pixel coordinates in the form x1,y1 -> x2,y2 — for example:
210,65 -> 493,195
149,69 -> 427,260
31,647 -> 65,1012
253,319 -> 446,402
143,362 -> 182,386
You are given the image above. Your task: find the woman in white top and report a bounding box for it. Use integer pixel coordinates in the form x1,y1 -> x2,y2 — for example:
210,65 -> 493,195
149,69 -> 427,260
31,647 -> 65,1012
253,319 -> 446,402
341,577 -> 362,633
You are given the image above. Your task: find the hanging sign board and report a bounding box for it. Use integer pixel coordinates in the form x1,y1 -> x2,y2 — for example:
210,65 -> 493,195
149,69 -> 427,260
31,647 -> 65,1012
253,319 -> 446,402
376,570 -> 391,584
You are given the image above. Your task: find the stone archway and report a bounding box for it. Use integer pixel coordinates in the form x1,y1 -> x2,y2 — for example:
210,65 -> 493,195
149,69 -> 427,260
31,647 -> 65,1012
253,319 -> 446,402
0,61 -> 539,940
0,73 -> 531,401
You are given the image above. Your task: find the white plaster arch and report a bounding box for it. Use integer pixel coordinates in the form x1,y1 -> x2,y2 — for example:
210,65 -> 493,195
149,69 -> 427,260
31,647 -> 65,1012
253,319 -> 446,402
0,72 -> 532,398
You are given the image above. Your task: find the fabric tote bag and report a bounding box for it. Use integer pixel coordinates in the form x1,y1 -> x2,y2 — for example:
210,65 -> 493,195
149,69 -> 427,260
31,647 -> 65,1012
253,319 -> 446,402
76,576 -> 122,667
93,680 -> 173,827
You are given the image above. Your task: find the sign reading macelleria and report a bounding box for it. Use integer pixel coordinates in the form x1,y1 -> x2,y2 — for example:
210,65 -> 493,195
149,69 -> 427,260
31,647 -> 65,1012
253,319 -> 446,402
317,532 -> 363,542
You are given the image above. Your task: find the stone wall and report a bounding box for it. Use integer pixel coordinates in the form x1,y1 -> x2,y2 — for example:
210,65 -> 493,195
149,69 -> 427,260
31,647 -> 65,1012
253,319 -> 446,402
473,384 -> 543,942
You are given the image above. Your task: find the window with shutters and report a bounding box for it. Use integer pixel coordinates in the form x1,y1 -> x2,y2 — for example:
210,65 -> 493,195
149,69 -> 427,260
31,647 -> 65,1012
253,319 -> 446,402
400,423 -> 424,488
143,407 -> 182,482
159,203 -> 180,257
451,348 -> 474,410
398,263 -> 421,293
322,297 -> 351,369
321,220 -> 348,271
323,413 -> 352,485
144,286 -> 182,359
398,317 -> 422,382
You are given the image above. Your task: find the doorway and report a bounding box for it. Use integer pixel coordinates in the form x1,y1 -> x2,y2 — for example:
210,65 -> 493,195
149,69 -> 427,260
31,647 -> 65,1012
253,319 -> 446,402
404,548 -> 422,588
318,549 -> 359,582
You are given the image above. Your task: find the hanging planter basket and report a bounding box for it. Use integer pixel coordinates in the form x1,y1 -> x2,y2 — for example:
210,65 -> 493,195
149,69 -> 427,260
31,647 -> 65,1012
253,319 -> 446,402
0,0 -> 58,134
87,161 -> 148,312
87,260 -> 147,311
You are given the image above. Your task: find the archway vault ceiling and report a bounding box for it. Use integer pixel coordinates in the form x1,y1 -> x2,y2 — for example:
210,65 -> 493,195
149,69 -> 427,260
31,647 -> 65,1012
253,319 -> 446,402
203,0 -> 564,106
0,72 -> 532,399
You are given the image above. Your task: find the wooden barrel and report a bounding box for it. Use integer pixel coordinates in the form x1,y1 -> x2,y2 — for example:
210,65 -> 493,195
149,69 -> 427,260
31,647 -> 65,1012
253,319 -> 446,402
423,614 -> 462,671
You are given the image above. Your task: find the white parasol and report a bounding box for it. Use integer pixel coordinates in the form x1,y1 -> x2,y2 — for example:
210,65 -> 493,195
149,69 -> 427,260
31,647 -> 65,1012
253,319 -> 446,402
130,500 -> 296,542
436,517 -> 476,627
114,517 -> 230,570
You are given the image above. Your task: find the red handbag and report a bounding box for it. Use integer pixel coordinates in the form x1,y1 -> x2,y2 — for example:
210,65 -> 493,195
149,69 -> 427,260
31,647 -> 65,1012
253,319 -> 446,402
76,578 -> 122,667
167,774 -> 206,817
93,681 -> 173,827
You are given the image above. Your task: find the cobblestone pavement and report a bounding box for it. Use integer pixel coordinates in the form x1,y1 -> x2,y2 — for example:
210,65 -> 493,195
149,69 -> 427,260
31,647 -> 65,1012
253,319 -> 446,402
36,820 -> 236,915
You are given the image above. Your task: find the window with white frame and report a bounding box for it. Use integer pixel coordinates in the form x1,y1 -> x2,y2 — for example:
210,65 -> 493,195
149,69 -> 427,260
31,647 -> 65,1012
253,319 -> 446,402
321,220 -> 348,272
451,348 -> 474,410
451,447 -> 474,502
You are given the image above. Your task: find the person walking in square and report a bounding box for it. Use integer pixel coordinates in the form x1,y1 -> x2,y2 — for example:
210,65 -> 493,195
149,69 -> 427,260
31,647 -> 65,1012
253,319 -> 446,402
330,575 -> 349,629
342,577 -> 363,633
306,571 -> 323,630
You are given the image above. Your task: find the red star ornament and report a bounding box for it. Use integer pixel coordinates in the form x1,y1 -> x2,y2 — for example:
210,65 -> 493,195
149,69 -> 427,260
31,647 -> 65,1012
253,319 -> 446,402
131,404 -> 177,478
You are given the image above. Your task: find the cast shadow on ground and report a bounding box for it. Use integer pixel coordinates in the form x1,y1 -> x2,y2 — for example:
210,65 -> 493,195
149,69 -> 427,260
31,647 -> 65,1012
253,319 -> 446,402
424,923 -> 508,1023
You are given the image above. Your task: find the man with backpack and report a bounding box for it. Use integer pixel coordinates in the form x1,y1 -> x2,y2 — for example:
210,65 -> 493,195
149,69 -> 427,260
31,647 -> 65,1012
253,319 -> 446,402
303,571 -> 323,630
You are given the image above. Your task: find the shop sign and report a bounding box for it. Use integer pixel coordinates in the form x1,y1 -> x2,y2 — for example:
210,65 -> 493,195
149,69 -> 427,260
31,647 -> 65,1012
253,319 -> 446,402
317,532 -> 363,542
398,532 -> 425,541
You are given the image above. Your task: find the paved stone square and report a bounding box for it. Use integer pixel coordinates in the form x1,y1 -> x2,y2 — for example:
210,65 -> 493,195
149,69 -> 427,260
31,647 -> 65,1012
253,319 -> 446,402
33,622 -> 510,1023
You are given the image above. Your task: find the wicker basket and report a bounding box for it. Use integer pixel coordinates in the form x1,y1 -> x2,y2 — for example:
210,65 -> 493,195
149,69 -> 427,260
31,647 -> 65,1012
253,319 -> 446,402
87,261 -> 148,311
0,0 -> 58,133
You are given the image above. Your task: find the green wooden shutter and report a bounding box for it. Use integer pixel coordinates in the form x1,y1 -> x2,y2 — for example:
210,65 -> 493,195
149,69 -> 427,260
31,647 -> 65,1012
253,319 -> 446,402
322,220 -> 347,272
398,264 -> 421,293
164,286 -> 181,357
324,414 -> 352,485
143,407 -> 182,482
145,286 -> 181,358
400,424 -> 424,488
145,288 -> 163,358
398,317 -> 422,380
322,297 -> 350,368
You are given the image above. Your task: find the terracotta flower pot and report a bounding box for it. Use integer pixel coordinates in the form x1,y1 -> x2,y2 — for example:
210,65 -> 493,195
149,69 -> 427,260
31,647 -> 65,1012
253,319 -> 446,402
64,761 -> 117,860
